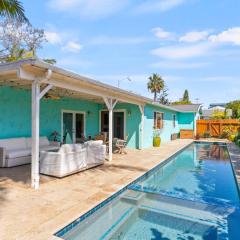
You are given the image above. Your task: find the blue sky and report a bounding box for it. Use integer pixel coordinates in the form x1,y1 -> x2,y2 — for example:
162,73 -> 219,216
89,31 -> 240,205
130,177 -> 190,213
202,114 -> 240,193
22,0 -> 240,107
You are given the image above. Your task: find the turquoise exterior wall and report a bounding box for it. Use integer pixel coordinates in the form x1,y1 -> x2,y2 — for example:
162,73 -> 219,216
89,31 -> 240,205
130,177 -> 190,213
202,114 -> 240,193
0,87 -> 141,148
0,87 -> 100,140
178,112 -> 195,130
99,102 -> 141,149
143,104 -> 180,148
0,87 -> 196,149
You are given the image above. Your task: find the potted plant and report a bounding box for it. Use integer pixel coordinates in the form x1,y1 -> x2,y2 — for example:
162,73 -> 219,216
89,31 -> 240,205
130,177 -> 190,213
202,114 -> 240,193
50,131 -> 60,142
153,130 -> 161,147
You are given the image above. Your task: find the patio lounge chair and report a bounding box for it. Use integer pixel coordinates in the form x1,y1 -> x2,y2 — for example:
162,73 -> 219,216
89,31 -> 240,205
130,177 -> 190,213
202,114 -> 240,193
113,136 -> 128,154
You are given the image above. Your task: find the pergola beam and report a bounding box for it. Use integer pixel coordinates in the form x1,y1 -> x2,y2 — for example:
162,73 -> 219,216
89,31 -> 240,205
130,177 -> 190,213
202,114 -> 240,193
47,79 -> 144,106
39,84 -> 53,99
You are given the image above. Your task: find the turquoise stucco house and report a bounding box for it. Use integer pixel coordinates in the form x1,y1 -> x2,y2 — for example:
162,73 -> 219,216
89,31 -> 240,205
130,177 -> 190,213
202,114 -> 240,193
0,59 -> 200,150
0,59 -> 200,188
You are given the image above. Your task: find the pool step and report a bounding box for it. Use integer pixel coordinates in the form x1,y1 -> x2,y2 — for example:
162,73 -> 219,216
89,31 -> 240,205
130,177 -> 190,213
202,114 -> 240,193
140,194 -> 232,228
120,190 -> 145,204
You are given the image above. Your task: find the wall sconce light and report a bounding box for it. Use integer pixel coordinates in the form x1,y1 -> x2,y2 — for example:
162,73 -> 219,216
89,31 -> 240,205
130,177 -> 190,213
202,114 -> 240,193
87,111 -> 91,116
128,110 -> 131,117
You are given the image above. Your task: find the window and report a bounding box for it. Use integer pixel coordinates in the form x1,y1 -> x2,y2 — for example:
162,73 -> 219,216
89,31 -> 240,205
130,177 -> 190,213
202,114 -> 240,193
173,114 -> 176,128
154,112 -> 164,129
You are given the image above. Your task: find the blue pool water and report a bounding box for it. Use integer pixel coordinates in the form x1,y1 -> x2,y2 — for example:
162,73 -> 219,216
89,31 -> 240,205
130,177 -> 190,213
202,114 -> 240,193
130,143 -> 239,205
56,142 -> 240,240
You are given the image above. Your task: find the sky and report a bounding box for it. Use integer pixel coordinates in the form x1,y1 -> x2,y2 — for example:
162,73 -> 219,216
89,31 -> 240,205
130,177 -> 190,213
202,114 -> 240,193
22,0 -> 240,107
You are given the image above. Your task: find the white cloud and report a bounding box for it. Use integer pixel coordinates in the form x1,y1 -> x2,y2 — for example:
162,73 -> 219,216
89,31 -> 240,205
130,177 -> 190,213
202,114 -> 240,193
134,0 -> 186,13
152,27 -> 174,40
180,31 -> 209,43
150,42 -> 213,59
47,0 -> 129,19
62,41 -> 83,53
45,31 -> 62,44
209,27 -> 240,45
150,61 -> 209,69
89,36 -> 148,45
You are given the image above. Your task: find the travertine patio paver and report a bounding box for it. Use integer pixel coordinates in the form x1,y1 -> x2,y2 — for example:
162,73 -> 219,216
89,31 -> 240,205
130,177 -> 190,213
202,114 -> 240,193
0,139 -> 192,240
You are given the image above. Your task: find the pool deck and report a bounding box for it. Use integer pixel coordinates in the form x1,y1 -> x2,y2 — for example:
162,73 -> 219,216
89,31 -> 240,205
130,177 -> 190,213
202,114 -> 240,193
228,142 -> 240,186
0,139 -> 192,240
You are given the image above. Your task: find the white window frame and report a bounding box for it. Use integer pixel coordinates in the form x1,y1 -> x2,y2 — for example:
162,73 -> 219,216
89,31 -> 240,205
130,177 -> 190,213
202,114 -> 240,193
154,111 -> 164,129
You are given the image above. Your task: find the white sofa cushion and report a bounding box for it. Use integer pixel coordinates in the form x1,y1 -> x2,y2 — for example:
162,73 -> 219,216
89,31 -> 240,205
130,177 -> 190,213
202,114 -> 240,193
59,144 -> 84,154
40,145 -> 60,152
84,140 -> 103,147
0,137 -> 27,151
25,136 -> 50,148
7,149 -> 31,159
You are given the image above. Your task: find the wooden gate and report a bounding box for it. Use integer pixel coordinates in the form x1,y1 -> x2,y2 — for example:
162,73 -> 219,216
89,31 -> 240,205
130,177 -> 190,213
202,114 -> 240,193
197,119 -> 240,137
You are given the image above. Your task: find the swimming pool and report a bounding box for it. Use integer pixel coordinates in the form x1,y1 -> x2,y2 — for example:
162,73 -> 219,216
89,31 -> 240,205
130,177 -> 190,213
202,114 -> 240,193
56,142 -> 240,240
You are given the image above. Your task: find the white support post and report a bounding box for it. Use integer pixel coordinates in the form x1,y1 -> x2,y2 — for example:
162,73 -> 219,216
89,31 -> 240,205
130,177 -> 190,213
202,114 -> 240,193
31,70 -> 52,189
138,105 -> 145,149
103,97 -> 118,161
31,80 -> 40,189
109,107 -> 113,161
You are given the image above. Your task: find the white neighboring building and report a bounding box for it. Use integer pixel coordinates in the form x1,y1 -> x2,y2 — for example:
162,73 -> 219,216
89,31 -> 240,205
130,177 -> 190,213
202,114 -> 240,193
201,104 -> 226,120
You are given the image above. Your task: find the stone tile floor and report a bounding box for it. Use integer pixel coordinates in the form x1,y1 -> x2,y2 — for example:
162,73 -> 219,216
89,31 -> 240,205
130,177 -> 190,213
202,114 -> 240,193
228,142 -> 240,186
0,139 -> 192,240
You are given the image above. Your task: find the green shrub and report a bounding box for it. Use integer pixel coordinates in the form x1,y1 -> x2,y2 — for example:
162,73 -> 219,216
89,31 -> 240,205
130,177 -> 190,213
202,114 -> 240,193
220,125 -> 236,139
229,135 -> 236,142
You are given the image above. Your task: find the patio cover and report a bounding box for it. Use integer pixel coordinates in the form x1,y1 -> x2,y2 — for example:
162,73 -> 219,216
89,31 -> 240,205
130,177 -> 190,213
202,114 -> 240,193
0,58 -> 186,189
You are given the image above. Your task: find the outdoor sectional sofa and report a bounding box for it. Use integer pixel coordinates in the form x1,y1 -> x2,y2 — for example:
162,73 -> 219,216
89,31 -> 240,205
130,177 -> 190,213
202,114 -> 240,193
0,137 -> 60,167
39,140 -> 106,177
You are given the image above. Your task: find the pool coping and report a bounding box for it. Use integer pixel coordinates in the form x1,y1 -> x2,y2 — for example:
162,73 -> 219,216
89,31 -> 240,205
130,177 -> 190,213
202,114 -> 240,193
54,142 -> 193,238
227,142 -> 240,199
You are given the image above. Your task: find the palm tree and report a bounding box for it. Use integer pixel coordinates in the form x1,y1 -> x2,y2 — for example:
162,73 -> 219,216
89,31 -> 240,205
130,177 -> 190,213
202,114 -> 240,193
147,73 -> 165,102
0,0 -> 28,22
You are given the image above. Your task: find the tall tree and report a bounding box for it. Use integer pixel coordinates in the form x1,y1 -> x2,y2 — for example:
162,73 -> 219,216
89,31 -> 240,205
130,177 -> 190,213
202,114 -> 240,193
0,19 -> 56,64
0,0 -> 28,22
158,87 -> 169,105
147,73 -> 165,102
172,89 -> 192,105
183,89 -> 189,102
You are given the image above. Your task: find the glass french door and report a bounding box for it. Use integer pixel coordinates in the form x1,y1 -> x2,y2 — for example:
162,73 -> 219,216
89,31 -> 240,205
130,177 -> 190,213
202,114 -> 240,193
62,111 -> 84,143
100,111 -> 125,139
114,112 -> 124,139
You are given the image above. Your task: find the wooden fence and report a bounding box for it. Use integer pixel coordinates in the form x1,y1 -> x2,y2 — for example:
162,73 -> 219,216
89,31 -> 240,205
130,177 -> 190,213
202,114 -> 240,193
196,119 -> 240,137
